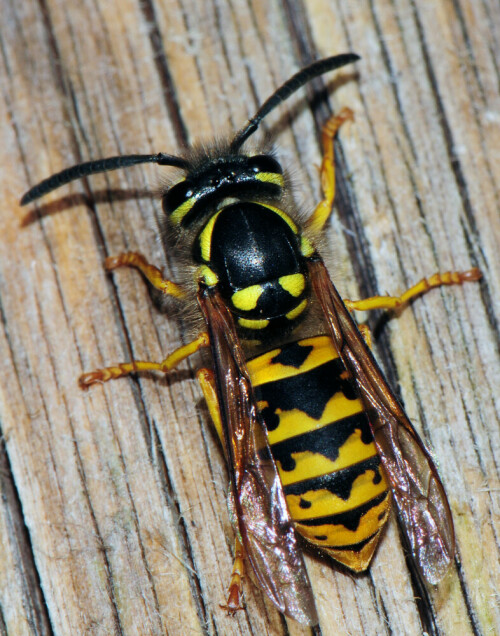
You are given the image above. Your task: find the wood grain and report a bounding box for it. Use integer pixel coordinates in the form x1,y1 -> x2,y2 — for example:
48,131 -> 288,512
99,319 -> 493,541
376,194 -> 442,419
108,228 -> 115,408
0,0 -> 498,634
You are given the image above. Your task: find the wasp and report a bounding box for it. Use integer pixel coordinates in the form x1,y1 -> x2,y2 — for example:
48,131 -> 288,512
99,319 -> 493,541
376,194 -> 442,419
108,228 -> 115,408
21,54 -> 482,625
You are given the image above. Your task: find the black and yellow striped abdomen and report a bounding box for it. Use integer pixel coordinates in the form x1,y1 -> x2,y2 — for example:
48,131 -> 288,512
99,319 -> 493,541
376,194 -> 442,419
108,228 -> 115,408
247,335 -> 391,572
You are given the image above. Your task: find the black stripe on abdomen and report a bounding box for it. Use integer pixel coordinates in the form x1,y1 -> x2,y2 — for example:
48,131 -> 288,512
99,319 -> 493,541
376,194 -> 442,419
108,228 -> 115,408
269,412 -> 373,472
298,492 -> 389,532
283,455 -> 384,501
255,357 -> 359,428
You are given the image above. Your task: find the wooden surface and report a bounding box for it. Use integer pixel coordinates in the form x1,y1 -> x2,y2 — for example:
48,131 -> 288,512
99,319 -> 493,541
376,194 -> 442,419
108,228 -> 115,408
0,1 -> 498,634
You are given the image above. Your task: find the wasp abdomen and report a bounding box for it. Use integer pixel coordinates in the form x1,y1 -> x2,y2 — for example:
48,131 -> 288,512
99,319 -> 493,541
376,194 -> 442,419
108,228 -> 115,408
247,335 -> 391,572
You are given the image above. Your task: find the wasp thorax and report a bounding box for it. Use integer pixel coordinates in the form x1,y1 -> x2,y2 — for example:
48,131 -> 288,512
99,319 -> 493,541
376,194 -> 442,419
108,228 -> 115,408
193,200 -> 309,337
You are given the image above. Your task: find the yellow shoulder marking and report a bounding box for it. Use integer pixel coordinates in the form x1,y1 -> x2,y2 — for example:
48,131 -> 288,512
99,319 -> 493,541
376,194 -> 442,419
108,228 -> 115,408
258,203 -> 298,234
196,265 -> 219,286
300,236 -> 314,257
198,211 -> 222,262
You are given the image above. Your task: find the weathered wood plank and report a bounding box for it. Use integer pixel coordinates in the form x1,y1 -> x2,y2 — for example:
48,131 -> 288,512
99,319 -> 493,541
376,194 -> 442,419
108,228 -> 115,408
0,0 -> 498,634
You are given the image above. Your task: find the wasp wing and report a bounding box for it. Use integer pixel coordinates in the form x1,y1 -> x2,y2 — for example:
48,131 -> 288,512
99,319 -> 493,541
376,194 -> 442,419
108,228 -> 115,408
308,257 -> 455,584
197,285 -> 318,625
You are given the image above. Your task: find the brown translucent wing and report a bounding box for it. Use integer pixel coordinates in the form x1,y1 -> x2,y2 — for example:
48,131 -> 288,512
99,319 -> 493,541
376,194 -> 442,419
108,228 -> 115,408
197,284 -> 318,625
309,257 -> 455,584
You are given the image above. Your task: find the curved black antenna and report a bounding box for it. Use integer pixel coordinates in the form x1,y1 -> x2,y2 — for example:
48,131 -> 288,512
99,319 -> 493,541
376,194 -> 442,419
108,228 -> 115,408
20,152 -> 188,205
230,53 -> 360,152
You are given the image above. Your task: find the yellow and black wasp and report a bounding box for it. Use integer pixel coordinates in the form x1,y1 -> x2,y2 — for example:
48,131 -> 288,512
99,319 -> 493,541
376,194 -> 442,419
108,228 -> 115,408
21,54 -> 482,625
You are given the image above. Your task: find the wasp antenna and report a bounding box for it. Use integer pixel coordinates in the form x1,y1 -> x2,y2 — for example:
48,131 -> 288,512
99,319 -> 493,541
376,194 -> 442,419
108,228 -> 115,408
230,54 -> 360,152
20,152 -> 188,205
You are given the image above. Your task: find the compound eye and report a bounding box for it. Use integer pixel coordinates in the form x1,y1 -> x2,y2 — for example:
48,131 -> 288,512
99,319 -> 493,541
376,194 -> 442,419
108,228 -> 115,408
162,179 -> 195,216
248,155 -> 283,175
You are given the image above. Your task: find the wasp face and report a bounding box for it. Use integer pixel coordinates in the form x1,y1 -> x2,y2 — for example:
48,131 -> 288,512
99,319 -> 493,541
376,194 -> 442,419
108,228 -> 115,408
162,154 -> 285,227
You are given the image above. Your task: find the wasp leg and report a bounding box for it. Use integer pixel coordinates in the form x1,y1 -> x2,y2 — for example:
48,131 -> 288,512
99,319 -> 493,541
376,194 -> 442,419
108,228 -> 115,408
105,251 -> 186,299
220,538 -> 246,616
80,332 -> 209,386
358,323 -> 372,348
196,368 -> 224,445
344,268 -> 482,312
306,107 -> 355,235
197,369 -> 246,614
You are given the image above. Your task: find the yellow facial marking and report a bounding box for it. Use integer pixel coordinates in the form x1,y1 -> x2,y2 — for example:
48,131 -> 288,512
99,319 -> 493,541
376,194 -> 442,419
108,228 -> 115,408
286,299 -> 307,321
255,172 -> 285,187
196,265 -> 218,286
278,273 -> 305,297
238,317 -> 269,330
170,196 -> 196,226
231,285 -> 264,311
198,210 -> 222,262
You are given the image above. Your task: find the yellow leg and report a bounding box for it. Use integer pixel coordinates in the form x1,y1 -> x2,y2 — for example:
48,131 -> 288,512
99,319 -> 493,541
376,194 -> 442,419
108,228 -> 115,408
105,251 -> 186,299
306,107 -> 355,235
220,538 -> 246,616
344,268 -> 482,312
196,368 -> 224,445
358,323 -> 372,348
80,332 -> 209,387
